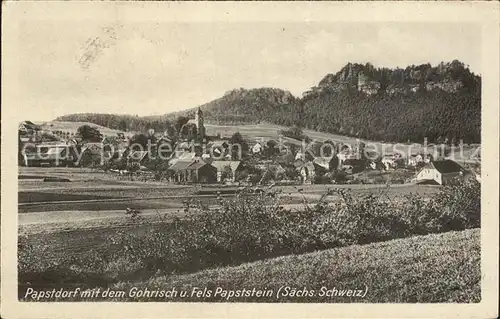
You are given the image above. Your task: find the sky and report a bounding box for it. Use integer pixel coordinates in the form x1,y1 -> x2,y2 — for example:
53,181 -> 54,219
17,21 -> 481,121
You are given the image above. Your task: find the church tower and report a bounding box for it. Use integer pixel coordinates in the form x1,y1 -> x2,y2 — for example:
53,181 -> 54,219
195,107 -> 205,141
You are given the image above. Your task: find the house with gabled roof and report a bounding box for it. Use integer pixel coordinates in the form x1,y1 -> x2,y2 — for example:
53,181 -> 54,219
416,160 -> 466,185
127,150 -> 150,165
167,159 -> 217,183
167,160 -> 193,182
187,160 -> 217,183
210,160 -> 242,182
312,156 -> 338,173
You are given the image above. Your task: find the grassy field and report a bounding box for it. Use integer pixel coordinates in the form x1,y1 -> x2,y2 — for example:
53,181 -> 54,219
25,228 -> 479,303
19,166 -> 440,215
36,121 -> 131,137
110,228 -> 480,303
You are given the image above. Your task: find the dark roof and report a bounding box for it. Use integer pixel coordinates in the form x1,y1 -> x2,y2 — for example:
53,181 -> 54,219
20,121 -> 40,130
343,159 -> 365,166
188,161 -> 209,170
25,120 -> 36,125
429,160 -> 464,174
128,150 -> 149,161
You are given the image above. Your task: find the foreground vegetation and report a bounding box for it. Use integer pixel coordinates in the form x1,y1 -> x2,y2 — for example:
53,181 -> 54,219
109,228 -> 480,303
19,179 -> 480,300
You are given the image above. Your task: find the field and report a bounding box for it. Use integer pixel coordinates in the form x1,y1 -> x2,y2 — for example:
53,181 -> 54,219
105,228 -> 480,303
35,121 -> 133,138
18,165 -> 446,266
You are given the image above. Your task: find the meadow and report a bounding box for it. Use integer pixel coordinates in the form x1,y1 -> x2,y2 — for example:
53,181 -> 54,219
108,228 -> 480,303
18,176 -> 480,302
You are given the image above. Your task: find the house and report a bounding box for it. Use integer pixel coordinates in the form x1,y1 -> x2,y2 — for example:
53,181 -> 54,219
295,151 -> 306,161
312,156 -> 339,172
251,142 -> 264,154
368,161 -> 377,170
186,160 -> 217,183
381,154 -> 397,170
169,152 -> 197,167
337,150 -> 358,164
298,162 -> 315,184
19,121 -> 45,142
23,143 -> 74,167
423,154 -> 433,163
416,160 -> 466,185
407,154 -> 432,167
210,160 -> 242,182
207,140 -> 229,158
19,121 -> 41,133
167,160 -> 193,183
293,158 -> 305,169
341,159 -> 365,174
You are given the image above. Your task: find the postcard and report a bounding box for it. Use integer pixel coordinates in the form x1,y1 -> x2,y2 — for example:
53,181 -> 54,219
1,1 -> 498,318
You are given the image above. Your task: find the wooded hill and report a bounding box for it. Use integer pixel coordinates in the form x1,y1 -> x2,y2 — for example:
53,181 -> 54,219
56,60 -> 481,144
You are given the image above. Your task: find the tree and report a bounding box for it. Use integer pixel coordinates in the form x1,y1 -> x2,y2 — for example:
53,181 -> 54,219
221,165 -> 233,182
358,141 -> 366,160
264,140 -> 279,159
77,125 -> 102,142
229,132 -> 249,158
129,134 -> 149,149
175,116 -> 190,135
279,125 -> 307,141
284,166 -> 299,181
118,119 -> 128,132
180,123 -> 198,141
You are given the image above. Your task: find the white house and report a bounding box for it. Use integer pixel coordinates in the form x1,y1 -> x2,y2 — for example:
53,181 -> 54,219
299,162 -> 315,184
251,142 -> 263,154
210,160 -> 242,182
381,154 -> 396,170
416,160 -> 465,185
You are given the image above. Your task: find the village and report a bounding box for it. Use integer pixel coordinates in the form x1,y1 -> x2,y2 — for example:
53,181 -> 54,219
18,107 -> 480,187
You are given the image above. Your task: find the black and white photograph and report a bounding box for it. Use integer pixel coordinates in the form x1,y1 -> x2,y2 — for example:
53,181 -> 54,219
1,2 -> 499,318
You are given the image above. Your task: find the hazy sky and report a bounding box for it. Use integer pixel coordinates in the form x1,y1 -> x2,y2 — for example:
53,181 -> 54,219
18,21 -> 481,121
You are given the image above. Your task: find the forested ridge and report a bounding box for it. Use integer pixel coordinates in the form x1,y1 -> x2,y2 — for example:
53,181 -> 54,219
56,60 -> 481,144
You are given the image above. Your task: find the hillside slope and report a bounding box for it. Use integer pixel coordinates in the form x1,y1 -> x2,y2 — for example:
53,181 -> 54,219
56,60 -> 481,143
165,87 -> 297,125
109,228 -> 479,303
38,121 -> 128,136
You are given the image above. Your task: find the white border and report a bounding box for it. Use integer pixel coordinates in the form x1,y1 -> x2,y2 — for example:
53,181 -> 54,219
2,2 -> 499,318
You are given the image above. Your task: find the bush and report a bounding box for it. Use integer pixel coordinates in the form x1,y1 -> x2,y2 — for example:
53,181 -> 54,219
19,179 -> 481,293
279,125 -> 311,142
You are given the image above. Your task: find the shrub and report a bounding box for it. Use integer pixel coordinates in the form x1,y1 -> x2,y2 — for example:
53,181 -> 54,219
19,179 -> 481,293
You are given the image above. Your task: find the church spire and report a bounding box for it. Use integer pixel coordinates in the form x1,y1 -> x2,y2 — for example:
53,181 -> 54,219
195,107 -> 205,141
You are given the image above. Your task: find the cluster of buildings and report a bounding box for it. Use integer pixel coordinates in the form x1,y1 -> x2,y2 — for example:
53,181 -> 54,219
19,111 -> 474,186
